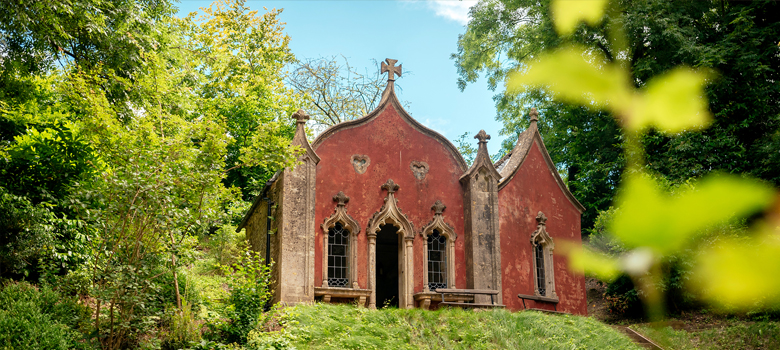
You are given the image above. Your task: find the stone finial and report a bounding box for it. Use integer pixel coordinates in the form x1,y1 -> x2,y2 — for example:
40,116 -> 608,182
381,178 -> 400,194
333,191 -> 349,207
431,200 -> 446,215
536,211 -> 548,226
292,109 -> 309,124
529,107 -> 539,122
381,58 -> 402,81
474,130 -> 491,144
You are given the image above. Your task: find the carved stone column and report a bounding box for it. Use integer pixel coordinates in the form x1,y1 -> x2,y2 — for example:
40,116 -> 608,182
368,233 -> 377,309
276,109 -> 320,304
459,130 -> 503,304
404,237 -> 414,307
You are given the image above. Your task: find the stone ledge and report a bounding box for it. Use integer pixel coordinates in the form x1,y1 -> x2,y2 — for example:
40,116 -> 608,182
315,286 -> 372,306
413,291 -> 475,310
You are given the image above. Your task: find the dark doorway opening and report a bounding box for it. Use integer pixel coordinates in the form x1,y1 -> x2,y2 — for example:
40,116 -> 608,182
375,225 -> 399,308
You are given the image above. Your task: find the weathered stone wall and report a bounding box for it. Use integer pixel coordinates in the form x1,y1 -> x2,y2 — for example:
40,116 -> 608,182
276,152 -> 317,304
246,199 -> 267,257
462,166 -> 502,303
313,103 -> 467,295
267,176 -> 284,304
498,141 -> 587,315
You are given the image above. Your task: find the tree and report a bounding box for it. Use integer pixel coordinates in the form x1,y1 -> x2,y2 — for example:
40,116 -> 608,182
454,0 -> 780,231
288,56 -> 388,128
178,0 -> 301,200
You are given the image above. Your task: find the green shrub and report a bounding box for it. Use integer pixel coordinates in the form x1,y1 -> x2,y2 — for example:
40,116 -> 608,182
0,281 -> 94,350
218,248 -> 272,344
162,300 -> 202,350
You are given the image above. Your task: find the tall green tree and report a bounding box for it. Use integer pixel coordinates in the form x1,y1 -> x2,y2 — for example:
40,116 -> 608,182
178,0 -> 300,200
454,0 -> 780,231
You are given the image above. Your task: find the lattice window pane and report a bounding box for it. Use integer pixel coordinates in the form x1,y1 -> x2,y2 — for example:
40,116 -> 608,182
427,229 -> 447,291
535,243 -> 546,296
327,223 -> 350,287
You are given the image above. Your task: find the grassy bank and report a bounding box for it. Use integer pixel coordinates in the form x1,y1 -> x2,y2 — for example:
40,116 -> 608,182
246,303 -> 641,350
633,320 -> 780,350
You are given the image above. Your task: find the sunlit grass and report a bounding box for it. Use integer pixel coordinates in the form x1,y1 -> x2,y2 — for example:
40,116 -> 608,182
250,303 -> 641,350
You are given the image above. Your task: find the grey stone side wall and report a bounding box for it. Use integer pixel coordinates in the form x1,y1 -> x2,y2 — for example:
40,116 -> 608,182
246,200 -> 267,257
267,177 -> 284,304
462,169 -> 503,303
276,155 -> 317,305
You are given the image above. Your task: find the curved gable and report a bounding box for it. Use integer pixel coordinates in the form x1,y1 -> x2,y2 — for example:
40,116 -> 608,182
312,85 -> 468,172
498,126 -> 585,213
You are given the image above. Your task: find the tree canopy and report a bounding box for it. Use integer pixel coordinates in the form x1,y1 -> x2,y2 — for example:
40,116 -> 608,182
454,0 -> 780,230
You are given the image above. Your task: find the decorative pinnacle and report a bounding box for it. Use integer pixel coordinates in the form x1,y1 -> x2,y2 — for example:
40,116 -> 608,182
333,191 -> 349,207
536,211 -> 548,226
381,58 -> 402,81
529,107 -> 539,122
292,109 -> 309,124
431,200 -> 446,215
381,178 -> 400,194
474,130 -> 491,144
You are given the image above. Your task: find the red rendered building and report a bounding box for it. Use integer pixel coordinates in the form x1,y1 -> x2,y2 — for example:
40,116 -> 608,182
238,59 -> 587,315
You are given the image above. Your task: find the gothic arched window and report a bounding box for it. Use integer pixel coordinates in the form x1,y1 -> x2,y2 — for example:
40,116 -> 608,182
427,229 -> 448,291
530,211 -> 557,300
321,191 -> 360,289
327,222 -> 350,287
420,200 -> 457,292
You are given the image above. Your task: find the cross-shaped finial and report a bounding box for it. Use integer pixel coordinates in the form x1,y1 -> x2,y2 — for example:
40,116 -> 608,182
381,178 -> 400,194
431,200 -> 446,215
536,211 -> 548,226
292,109 -> 309,124
529,107 -> 539,122
333,191 -> 349,207
474,130 -> 491,144
381,58 -> 402,81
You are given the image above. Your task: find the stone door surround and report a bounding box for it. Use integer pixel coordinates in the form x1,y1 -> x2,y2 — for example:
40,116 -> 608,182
367,179 -> 415,309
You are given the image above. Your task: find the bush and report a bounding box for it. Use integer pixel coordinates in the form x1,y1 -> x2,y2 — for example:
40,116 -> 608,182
0,281 -> 94,350
161,300 -> 202,350
218,248 -> 273,344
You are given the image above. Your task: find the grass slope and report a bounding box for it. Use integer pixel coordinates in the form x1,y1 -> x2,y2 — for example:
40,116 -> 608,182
249,303 -> 641,350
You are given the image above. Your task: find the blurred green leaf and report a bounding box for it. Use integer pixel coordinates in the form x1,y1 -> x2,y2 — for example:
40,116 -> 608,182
630,67 -> 712,133
694,232 -> 780,308
610,173 -> 774,254
563,242 -> 620,282
551,0 -> 608,35
508,45 -> 631,110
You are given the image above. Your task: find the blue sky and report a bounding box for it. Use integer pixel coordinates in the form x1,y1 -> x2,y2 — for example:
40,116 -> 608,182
176,0 -> 509,149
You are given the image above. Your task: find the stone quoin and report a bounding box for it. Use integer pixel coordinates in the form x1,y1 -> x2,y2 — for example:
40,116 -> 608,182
237,58 -> 587,315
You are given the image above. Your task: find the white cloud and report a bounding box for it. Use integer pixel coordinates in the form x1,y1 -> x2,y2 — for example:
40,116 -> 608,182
421,117 -> 451,137
426,0 -> 478,25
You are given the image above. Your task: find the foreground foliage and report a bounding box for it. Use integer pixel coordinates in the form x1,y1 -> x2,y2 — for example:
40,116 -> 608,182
246,303 -> 641,350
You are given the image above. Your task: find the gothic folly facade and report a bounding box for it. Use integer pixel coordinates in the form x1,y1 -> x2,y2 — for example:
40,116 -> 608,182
238,59 -> 587,315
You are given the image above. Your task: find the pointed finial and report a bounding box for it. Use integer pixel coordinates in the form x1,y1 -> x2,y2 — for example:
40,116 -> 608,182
381,58 -> 402,81
474,130 -> 491,144
333,191 -> 349,207
292,109 -> 309,124
536,211 -> 547,226
431,200 -> 446,215
529,108 -> 539,122
381,179 -> 400,194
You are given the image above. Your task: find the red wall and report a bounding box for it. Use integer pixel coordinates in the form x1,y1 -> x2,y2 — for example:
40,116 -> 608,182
498,141 -> 587,315
313,104 -> 467,294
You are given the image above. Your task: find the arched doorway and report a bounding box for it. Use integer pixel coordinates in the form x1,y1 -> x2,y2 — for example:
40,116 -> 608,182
367,179 -> 415,309
375,225 -> 400,308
